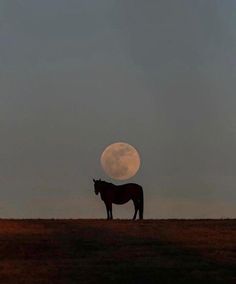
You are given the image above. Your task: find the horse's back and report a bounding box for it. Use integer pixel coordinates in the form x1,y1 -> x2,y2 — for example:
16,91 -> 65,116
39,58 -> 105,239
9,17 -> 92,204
111,183 -> 142,204
116,183 -> 143,197
118,183 -> 142,191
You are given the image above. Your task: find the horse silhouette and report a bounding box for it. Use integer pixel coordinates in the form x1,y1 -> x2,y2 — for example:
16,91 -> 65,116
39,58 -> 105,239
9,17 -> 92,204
93,179 -> 143,220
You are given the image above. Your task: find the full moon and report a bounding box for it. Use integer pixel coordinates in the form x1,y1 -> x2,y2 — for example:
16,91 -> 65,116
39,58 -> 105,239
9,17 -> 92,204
100,142 -> 141,180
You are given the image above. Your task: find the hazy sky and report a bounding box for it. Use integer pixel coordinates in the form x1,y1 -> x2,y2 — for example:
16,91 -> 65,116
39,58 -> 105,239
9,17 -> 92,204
1,0 -> 236,218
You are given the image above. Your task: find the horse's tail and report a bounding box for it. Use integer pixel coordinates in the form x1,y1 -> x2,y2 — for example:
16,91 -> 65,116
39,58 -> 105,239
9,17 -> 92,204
139,187 -> 144,220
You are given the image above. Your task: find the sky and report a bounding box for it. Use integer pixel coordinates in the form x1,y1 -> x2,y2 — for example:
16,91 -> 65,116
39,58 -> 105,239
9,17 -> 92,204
0,0 -> 236,218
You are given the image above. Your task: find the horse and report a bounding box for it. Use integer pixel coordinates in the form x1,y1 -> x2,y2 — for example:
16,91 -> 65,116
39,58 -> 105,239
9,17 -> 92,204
93,179 -> 143,220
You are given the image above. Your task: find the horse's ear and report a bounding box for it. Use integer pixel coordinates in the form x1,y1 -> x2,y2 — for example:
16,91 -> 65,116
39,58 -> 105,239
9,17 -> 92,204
99,178 -> 101,181
93,178 -> 96,183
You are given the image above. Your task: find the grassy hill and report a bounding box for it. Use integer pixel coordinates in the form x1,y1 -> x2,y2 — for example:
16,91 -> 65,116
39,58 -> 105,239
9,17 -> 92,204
0,219 -> 235,283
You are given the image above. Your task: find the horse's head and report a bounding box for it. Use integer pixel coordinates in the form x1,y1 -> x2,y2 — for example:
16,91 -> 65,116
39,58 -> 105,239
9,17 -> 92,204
93,178 -> 103,195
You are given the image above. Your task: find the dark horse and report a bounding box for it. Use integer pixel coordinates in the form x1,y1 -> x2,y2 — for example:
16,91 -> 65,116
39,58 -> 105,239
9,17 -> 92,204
93,179 -> 143,220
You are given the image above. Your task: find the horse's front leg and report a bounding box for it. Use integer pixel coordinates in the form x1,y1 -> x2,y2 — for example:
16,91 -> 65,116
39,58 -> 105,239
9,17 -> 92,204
105,202 -> 110,220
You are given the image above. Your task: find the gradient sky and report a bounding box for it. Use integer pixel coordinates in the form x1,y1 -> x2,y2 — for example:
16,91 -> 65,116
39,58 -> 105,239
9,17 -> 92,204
1,0 -> 236,218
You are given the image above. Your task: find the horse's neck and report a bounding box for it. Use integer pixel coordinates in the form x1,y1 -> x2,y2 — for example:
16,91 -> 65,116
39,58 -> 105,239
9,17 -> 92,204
100,187 -> 109,194
100,183 -> 115,195
100,188 -> 107,200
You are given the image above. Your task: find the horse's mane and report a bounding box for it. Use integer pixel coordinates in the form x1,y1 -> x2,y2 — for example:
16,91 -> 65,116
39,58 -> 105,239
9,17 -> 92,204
100,180 -> 116,188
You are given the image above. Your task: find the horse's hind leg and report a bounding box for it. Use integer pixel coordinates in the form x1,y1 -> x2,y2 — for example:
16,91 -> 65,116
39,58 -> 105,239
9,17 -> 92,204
109,204 -> 113,220
132,200 -> 138,220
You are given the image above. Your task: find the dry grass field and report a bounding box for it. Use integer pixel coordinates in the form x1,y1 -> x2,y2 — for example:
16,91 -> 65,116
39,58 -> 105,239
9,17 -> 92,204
0,219 -> 235,284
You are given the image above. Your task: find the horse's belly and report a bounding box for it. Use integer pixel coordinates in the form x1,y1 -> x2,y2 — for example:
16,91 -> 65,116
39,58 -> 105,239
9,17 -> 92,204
113,198 -> 131,205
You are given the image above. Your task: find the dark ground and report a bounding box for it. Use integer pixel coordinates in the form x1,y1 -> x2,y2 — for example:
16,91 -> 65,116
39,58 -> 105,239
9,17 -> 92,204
0,219 -> 235,284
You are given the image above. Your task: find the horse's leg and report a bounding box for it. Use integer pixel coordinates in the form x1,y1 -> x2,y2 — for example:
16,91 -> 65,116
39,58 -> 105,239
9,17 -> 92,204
132,200 -> 138,220
138,191 -> 144,220
109,203 -> 113,220
105,202 -> 110,220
